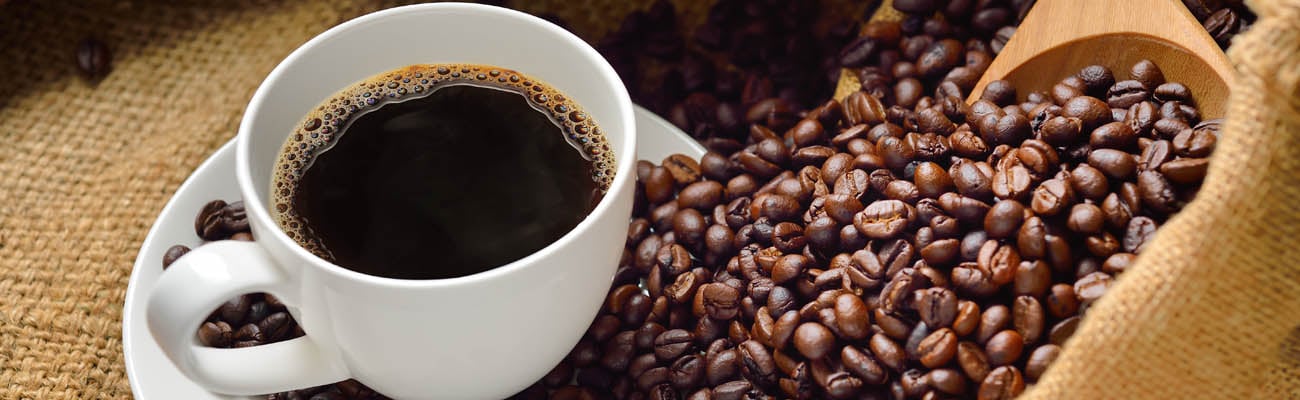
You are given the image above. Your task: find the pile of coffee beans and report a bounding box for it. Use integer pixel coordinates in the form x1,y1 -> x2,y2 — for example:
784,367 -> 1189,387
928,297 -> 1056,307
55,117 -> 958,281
590,0 -> 866,144
507,59 -> 1216,400
838,0 -> 1034,116
1182,0 -> 1255,49
165,200 -> 390,400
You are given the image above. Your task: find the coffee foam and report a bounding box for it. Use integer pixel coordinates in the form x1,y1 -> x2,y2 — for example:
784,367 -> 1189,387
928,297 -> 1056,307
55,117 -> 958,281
270,64 -> 615,257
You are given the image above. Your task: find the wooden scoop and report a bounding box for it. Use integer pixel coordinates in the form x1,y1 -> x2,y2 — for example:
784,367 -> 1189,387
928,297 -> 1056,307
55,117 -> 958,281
969,0 -> 1234,118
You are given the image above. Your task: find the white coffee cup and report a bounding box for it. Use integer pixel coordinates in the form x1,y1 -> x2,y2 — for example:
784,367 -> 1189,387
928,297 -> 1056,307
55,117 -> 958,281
145,4 -> 636,398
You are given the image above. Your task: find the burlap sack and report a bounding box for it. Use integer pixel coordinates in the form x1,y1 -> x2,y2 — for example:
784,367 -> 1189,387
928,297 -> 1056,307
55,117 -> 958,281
0,0 -> 1295,399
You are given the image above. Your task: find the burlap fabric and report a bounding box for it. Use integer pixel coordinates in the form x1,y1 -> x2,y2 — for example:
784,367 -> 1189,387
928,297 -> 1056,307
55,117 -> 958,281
0,0 -> 1296,399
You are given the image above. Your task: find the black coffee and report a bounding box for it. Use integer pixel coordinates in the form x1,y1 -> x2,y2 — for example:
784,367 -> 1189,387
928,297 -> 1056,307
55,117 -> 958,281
271,64 -> 614,279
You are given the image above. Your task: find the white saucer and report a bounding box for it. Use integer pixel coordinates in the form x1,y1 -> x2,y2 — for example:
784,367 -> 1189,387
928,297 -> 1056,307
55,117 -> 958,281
122,106 -> 706,399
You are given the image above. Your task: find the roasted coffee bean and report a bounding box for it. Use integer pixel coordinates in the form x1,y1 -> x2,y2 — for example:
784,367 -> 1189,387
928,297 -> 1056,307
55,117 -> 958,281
984,199 -> 1026,238
917,39 -> 964,78
1038,116 -> 1082,147
705,224 -> 736,259
671,355 -> 706,390
706,348 -> 740,386
990,164 -> 1033,201
1126,101 -> 1159,136
1074,271 -> 1114,303
977,305 -> 1010,344
1130,59 -> 1166,91
949,160 -> 994,201
1124,216 -> 1158,253
898,368 -> 931,398
601,330 -> 638,372
839,36 -> 878,68
1043,284 -> 1079,320
726,176 -> 758,201
952,300 -> 981,337
658,244 -> 694,277
854,200 -> 914,239
842,345 -> 888,385
1153,82 -> 1192,103
979,80 -> 1016,107
654,329 -> 695,362
925,368 -> 966,395
1024,177 -> 1076,215
646,166 -> 678,205
952,263 -> 999,298
738,340 -> 777,387
195,200 -> 228,240
984,330 -> 1024,366
769,310 -> 800,350
633,322 -> 668,351
881,179 -> 919,203
823,193 -> 864,225
1066,203 -> 1105,234
921,238 -> 960,267
217,294 -> 253,326
713,380 -> 756,400
624,293 -> 654,326
234,323 -> 263,343
834,293 -> 871,340
905,319 -> 934,361
792,322 -> 835,359
700,152 -> 734,182
1091,121 -> 1137,150
1175,123 -> 1219,157
877,136 -> 917,172
162,245 -> 190,269
1107,80 -> 1149,109
1137,170 -> 1178,213
1063,96 -> 1112,131
912,161 -> 954,199
1154,118 -> 1192,139
76,37 -> 113,80
257,312 -> 292,342
1088,233 -> 1121,259
957,341 -> 991,382
664,154 -> 703,187
1024,344 -> 1061,381
673,209 -> 709,249
680,181 -> 725,211
914,287 -> 956,329
1076,65 -> 1115,97
918,328 -> 958,368
638,366 -> 672,391
1012,296 -> 1045,345
938,192 -> 991,224
1103,252 -> 1136,274
216,201 -> 248,233
978,366 -> 1025,400
1159,157 -> 1208,184
767,286 -> 798,319
198,321 -> 232,347
870,332 -> 908,371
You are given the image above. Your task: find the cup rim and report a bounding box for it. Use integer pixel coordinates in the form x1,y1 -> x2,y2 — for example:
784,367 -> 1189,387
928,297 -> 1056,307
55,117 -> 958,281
235,2 -> 637,288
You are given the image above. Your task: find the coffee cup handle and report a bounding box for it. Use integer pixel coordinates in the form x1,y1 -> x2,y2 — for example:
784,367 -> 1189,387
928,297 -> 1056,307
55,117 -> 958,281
146,240 -> 350,395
